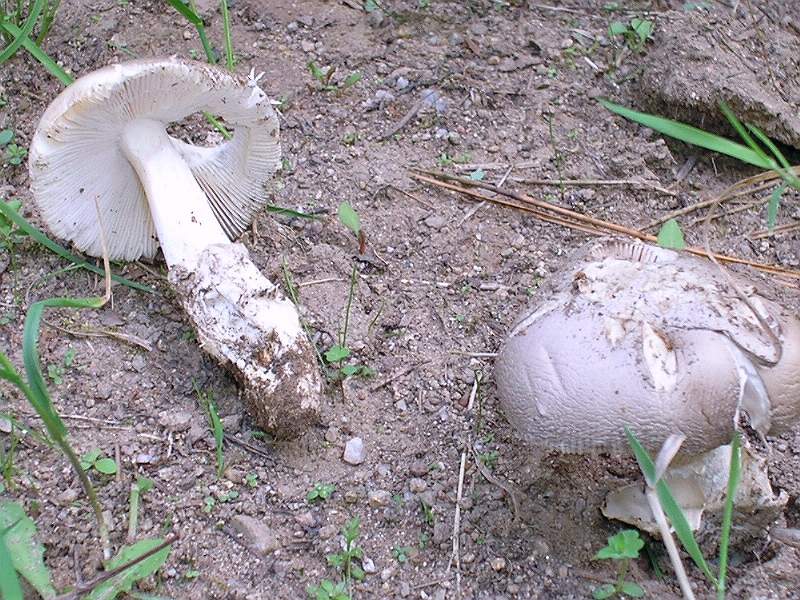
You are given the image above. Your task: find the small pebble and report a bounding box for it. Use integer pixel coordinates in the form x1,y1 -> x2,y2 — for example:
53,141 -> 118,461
409,478 -> 427,493
424,215 -> 447,229
410,461 -> 428,477
362,556 -> 377,574
368,489 -> 392,507
343,437 -> 366,465
491,557 -> 507,572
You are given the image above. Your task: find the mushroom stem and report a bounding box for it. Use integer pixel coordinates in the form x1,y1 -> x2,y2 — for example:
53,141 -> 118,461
120,118 -> 228,270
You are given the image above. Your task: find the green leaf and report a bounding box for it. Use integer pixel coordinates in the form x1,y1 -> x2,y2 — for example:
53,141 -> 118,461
631,18 -> 653,42
625,427 -> 717,585
351,563 -> 365,581
337,202 -> 361,236
717,433 -> 742,599
0,21 -> 73,86
135,478 -> 154,493
0,0 -> 44,63
0,524 -> 24,600
326,553 -> 345,568
324,345 -> 351,363
95,458 -> 118,475
0,130 -> 13,146
164,0 -> 203,25
592,584 -> 615,600
81,449 -> 102,470
205,396 -> 224,478
621,581 -> 645,597
342,71 -> 362,89
608,21 -> 628,36
766,183 -> 785,230
599,99 -> 776,170
364,0 -> 379,11
339,364 -> 360,377
469,168 -> 486,181
656,218 -> 685,250
307,61 -> 326,83
86,538 -> 171,600
0,500 -> 56,599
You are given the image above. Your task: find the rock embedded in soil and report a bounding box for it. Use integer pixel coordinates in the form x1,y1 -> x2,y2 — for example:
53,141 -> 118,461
637,11 -> 800,149
343,437 -> 366,465
230,515 -> 280,556
158,409 -> 193,431
368,489 -> 392,507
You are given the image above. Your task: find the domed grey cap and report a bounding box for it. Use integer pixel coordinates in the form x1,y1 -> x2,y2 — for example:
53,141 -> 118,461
495,239 -> 800,456
28,56 -> 281,261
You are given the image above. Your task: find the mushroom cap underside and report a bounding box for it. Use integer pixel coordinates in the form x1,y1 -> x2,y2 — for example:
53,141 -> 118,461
496,239 -> 800,455
29,56 -> 281,261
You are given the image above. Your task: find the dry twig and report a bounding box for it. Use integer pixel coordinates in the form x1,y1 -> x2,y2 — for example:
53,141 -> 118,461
410,169 -> 800,279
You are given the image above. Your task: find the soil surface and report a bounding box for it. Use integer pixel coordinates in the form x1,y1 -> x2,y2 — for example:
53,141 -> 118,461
2,1 -> 800,599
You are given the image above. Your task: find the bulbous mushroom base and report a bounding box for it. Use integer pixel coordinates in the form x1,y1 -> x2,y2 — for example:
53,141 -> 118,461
603,444 -> 787,538
170,243 -> 322,437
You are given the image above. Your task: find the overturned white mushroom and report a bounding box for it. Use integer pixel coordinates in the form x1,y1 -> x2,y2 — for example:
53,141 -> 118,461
495,239 -> 800,530
28,57 -> 322,436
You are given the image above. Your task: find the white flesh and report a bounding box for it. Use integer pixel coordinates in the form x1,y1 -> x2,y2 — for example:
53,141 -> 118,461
120,118 -> 229,271
120,118 -> 321,435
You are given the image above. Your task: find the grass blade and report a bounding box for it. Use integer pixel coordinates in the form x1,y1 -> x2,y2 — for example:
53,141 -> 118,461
717,102 -> 774,168
266,205 -> 320,220
599,99 -> 776,170
0,202 -> 153,293
164,0 -> 202,24
220,0 -> 234,71
717,433 -> 742,600
0,0 -> 44,62
166,0 -> 216,63
766,183 -> 786,230
0,20 -> 72,85
745,124 -> 800,189
624,428 -> 718,585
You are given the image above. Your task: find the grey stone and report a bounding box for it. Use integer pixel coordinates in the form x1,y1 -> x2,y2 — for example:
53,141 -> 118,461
409,478 -> 427,493
158,410 -> 193,431
343,437 -> 365,465
410,460 -> 428,477
231,515 -> 280,556
424,215 -> 447,230
368,489 -> 392,507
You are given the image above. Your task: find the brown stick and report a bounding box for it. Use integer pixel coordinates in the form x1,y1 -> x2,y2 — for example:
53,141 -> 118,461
410,169 -> 800,278
645,166 -> 800,230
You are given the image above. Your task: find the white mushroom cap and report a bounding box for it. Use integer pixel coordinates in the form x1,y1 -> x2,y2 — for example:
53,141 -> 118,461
28,56 -> 281,261
495,239 -> 800,456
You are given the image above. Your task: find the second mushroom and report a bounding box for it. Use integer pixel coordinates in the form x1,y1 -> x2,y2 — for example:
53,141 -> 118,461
28,57 -> 322,436
495,238 -> 800,532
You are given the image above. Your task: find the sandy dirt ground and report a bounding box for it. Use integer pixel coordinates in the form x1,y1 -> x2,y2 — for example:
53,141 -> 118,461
1,1 -> 800,598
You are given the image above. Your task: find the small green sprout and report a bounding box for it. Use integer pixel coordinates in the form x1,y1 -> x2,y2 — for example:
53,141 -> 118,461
593,530 -> 645,599
307,482 -> 336,503
80,449 -> 118,476
392,545 -> 413,563
307,579 -> 349,600
608,18 -> 653,53
327,517 -> 365,583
